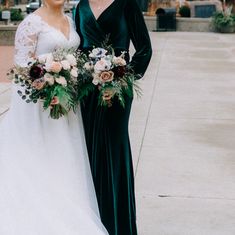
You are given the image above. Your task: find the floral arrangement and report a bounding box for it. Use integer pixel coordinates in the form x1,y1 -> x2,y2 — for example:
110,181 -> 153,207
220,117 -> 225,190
7,45 -> 142,120
8,48 -> 79,119
78,47 -> 141,107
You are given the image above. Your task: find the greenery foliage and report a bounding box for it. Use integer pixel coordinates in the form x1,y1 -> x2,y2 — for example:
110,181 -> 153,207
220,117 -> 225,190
212,7 -> 235,32
10,8 -> 24,21
179,5 -> 191,18
8,40 -> 142,119
212,12 -> 234,27
78,45 -> 142,108
0,8 -> 24,21
8,48 -> 79,119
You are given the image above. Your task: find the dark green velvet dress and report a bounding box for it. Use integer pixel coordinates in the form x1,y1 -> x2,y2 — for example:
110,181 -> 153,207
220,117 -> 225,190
75,0 -> 152,234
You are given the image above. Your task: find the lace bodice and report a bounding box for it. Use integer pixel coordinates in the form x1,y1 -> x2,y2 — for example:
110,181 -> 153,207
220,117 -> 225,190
14,14 -> 80,66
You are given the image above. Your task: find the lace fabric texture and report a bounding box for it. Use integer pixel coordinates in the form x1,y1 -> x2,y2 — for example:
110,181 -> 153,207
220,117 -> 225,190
14,15 -> 41,66
14,14 -> 79,66
0,14 -> 108,235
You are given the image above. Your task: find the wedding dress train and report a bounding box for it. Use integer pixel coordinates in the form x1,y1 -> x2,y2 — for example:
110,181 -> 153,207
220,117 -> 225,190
0,13 -> 108,235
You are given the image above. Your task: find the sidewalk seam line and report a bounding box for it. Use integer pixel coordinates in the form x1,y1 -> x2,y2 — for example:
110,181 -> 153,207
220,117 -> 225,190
140,194 -> 235,201
0,87 -> 11,95
0,108 -> 9,116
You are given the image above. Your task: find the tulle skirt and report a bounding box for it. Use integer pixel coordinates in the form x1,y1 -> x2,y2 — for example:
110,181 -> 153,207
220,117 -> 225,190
0,85 -> 108,235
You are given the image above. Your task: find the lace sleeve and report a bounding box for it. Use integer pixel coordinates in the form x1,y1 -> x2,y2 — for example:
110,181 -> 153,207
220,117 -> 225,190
14,15 -> 41,66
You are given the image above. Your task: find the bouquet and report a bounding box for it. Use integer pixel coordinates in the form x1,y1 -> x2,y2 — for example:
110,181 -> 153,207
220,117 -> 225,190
78,46 -> 141,107
8,48 -> 79,119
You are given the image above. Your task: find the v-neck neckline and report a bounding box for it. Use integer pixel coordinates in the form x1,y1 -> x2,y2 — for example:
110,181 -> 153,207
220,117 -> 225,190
86,0 -> 115,21
33,13 -> 71,41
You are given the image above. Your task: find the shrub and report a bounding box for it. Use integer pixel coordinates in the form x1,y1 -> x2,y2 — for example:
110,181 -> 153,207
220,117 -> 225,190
179,5 -> 191,18
212,7 -> 235,30
10,8 -> 24,21
0,8 -> 24,21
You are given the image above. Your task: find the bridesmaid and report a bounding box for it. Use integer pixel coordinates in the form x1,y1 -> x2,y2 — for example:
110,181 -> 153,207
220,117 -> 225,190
75,0 -> 152,234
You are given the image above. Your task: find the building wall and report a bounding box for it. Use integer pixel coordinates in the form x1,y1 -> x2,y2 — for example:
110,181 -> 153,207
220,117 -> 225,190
0,0 -> 28,6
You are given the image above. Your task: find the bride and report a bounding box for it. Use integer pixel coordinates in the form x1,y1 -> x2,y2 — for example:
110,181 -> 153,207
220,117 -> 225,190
0,0 -> 109,234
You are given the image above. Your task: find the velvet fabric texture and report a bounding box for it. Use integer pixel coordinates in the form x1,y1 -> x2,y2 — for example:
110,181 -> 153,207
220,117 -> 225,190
75,0 -> 152,234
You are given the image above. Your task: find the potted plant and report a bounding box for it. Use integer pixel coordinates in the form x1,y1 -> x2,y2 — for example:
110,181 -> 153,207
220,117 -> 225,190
212,6 -> 235,33
0,7 -> 24,23
10,8 -> 24,21
179,5 -> 191,18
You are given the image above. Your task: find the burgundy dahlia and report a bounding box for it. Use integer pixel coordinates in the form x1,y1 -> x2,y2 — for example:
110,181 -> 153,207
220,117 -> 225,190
112,66 -> 126,78
29,65 -> 44,80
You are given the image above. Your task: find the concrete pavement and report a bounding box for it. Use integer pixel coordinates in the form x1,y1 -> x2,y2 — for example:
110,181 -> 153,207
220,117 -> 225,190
1,32 -> 235,234
130,32 -> 235,235
0,46 -> 14,83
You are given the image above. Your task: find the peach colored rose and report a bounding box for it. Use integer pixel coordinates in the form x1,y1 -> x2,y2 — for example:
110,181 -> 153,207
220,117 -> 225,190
102,89 -> 114,101
99,71 -> 114,83
50,96 -> 59,105
50,61 -> 62,73
112,56 -> 126,66
32,79 -> 46,90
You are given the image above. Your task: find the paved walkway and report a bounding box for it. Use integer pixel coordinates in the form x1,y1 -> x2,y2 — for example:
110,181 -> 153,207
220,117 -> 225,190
0,46 -> 14,83
1,32 -> 235,234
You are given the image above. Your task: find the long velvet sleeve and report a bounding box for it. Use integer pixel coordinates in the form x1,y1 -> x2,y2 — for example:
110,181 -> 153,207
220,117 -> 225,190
125,0 -> 152,79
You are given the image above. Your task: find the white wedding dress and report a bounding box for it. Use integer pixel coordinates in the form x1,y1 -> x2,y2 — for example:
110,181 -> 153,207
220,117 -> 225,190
0,14 -> 108,235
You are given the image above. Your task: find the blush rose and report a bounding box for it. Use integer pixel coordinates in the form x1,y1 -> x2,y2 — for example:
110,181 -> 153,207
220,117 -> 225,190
50,61 -> 62,73
50,96 -> 60,105
99,71 -> 114,83
32,79 -> 46,90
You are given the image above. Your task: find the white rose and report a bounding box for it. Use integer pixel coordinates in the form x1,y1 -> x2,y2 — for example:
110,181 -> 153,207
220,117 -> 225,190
72,67 -> 78,72
92,73 -> 100,85
44,63 -> 51,72
83,62 -> 94,71
94,58 -> 111,72
60,60 -> 71,70
66,54 -> 77,66
70,68 -> 78,78
44,73 -> 55,85
55,76 -> 67,86
105,55 -> 113,61
40,53 -> 53,72
38,55 -> 47,63
92,78 -> 99,85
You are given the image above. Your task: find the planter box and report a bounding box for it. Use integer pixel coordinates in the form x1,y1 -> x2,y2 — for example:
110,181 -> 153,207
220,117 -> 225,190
0,21 -> 20,25
144,16 -> 214,32
217,25 -> 235,33
177,17 -> 213,32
